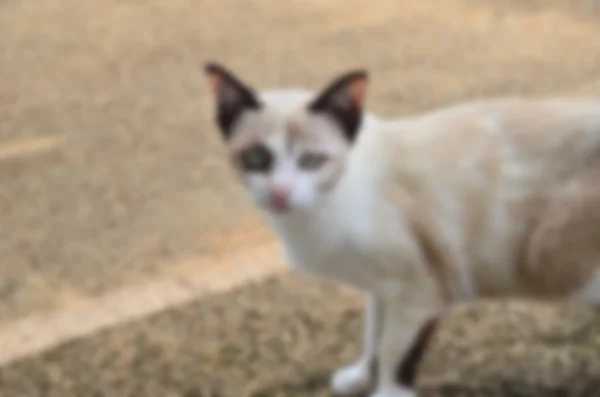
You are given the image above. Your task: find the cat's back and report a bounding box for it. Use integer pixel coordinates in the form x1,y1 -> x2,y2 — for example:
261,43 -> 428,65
407,97 -> 600,144
388,97 -> 600,176
379,98 -> 600,296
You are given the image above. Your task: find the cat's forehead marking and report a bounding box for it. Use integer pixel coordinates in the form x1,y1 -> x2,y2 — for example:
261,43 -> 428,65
286,115 -> 309,141
284,116 -> 311,153
227,89 -> 335,154
286,112 -> 323,143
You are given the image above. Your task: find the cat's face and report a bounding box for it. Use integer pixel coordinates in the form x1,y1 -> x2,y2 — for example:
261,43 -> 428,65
204,63 -> 369,215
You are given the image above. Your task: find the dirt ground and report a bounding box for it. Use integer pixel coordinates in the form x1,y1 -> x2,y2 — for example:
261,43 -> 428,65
2,0 -> 600,322
2,0 -> 600,395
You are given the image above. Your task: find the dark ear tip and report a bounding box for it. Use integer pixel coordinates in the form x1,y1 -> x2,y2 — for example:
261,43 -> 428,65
356,70 -> 369,79
347,69 -> 369,82
204,61 -> 226,76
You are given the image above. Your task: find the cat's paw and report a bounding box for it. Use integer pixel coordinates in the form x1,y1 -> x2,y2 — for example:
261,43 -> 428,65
369,386 -> 416,397
330,360 -> 373,396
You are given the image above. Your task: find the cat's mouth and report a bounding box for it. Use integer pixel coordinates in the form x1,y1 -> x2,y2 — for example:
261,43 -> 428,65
269,201 -> 291,214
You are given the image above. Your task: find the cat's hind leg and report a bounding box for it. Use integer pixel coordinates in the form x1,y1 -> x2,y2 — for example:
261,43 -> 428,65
523,168 -> 600,302
396,316 -> 440,389
331,294 -> 383,396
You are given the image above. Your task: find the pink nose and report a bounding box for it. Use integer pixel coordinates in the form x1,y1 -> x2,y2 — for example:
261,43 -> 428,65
269,187 -> 291,210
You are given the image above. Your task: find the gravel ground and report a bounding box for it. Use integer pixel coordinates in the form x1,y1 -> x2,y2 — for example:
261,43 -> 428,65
2,274 -> 600,397
0,274 -> 365,397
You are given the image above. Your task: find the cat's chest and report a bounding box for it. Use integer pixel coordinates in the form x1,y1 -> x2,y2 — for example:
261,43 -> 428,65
286,222 -> 363,271
269,205 -> 407,292
284,225 -> 382,289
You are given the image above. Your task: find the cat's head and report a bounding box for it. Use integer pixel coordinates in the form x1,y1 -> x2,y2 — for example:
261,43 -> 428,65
204,62 -> 369,215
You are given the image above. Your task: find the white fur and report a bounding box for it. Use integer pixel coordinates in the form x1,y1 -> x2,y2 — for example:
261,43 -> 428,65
330,360 -> 373,396
214,73 -> 600,397
574,269 -> 600,304
261,97 -> 600,397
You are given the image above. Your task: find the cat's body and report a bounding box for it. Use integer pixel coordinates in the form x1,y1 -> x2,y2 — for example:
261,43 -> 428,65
384,98 -> 600,301
204,64 -> 600,397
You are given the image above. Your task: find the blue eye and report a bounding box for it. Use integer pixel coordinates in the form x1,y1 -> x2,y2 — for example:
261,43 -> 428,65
298,152 -> 329,170
238,145 -> 273,172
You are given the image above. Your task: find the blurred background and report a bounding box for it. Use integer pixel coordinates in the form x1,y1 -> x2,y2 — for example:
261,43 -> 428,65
2,0 -> 600,396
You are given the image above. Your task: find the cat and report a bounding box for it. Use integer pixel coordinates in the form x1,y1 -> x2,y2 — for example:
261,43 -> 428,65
203,62 -> 600,397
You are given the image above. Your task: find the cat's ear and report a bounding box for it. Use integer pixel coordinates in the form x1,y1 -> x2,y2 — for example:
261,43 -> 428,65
308,69 -> 369,143
204,62 -> 262,140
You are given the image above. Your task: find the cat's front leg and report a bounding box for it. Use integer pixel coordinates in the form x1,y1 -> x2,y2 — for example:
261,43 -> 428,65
331,293 -> 384,396
370,297 -> 439,397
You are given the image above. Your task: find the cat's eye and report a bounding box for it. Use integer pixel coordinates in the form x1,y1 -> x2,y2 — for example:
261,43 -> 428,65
238,145 -> 273,173
298,152 -> 329,171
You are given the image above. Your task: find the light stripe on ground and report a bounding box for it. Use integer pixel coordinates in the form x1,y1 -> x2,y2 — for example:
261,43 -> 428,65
0,135 -> 65,161
0,240 -> 287,367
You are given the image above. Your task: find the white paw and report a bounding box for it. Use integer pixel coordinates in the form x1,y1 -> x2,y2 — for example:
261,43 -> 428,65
330,360 -> 373,396
370,385 -> 416,397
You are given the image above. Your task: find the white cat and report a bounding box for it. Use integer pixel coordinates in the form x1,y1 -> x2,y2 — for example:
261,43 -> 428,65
204,62 -> 600,397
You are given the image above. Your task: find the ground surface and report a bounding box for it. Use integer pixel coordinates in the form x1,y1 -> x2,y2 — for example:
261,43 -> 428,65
2,0 -> 600,396
419,300 -> 600,397
0,275 -> 362,397
3,275 -> 600,397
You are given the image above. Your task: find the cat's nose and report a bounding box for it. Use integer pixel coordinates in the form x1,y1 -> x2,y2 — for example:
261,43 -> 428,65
269,187 -> 291,211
